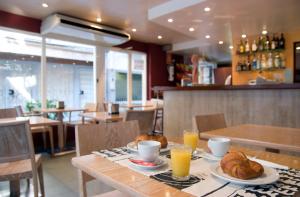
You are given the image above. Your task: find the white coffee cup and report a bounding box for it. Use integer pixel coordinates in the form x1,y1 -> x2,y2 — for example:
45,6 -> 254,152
137,140 -> 161,162
208,137 -> 231,157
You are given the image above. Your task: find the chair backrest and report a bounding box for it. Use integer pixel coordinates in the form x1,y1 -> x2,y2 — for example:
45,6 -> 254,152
194,113 -> 227,133
0,120 -> 34,163
84,103 -> 98,112
0,108 -> 18,119
125,110 -> 155,135
75,120 -> 140,156
15,105 -> 24,117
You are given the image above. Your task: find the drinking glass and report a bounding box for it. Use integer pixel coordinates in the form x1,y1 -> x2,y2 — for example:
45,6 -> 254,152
170,145 -> 192,181
183,130 -> 199,153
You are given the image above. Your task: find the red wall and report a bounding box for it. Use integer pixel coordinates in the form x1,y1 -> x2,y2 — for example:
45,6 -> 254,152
0,10 -> 172,98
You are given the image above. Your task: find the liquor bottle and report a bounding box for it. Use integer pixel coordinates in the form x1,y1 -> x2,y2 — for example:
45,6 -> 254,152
274,53 -> 280,68
261,54 -> 267,69
252,54 -> 257,70
239,39 -> 245,53
245,39 -> 250,53
252,39 -> 257,52
258,36 -> 264,51
256,55 -> 261,70
279,33 -> 285,49
280,53 -> 286,68
236,61 -> 242,71
265,34 -> 270,50
246,55 -> 251,70
267,52 -> 273,68
271,34 -> 276,50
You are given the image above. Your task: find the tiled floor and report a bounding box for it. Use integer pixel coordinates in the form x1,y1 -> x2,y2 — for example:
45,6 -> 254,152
0,153 -> 114,197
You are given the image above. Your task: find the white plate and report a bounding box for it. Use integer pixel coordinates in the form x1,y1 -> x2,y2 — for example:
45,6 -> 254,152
210,163 -> 279,185
127,141 -> 171,153
129,157 -> 167,170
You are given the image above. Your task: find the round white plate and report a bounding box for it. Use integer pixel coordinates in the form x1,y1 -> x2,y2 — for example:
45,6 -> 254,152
129,157 -> 167,170
210,163 -> 279,185
127,141 -> 170,153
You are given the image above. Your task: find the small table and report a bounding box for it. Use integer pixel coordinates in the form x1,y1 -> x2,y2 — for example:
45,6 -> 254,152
120,104 -> 155,110
72,139 -> 300,197
200,124 -> 300,154
37,108 -> 85,150
80,112 -> 123,123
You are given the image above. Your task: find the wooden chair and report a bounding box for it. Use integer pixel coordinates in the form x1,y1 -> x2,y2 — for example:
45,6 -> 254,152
64,102 -> 99,145
194,113 -> 227,134
0,107 -> 18,118
75,120 -> 139,197
15,106 -> 55,155
125,109 -> 155,135
0,119 -> 44,197
148,99 -> 164,134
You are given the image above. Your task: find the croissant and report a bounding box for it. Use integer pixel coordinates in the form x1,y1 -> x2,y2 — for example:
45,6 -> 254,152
220,151 -> 264,180
135,134 -> 168,148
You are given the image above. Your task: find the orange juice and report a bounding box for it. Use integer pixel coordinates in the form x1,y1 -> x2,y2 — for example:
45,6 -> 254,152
184,131 -> 198,151
171,146 -> 192,180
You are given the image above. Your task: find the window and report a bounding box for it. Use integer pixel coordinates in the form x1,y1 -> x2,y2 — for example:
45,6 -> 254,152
45,38 -> 95,108
105,50 -> 147,104
0,29 -> 41,111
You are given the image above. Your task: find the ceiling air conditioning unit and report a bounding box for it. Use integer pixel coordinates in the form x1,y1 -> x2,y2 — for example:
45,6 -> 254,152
41,13 -> 130,46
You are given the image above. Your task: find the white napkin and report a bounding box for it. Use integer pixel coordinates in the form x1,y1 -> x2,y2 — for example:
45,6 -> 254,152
249,157 -> 289,170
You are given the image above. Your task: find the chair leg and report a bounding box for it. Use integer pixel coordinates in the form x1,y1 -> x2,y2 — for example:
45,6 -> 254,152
48,127 -> 54,155
38,164 -> 45,197
9,180 -> 20,196
64,124 -> 68,147
27,178 -> 30,188
42,132 -> 47,150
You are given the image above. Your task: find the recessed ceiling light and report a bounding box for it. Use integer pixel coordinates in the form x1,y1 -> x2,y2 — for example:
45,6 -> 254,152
219,41 -> 224,45
296,46 -> 300,50
189,27 -> 195,32
229,45 -> 234,49
42,3 -> 48,8
167,18 -> 173,23
241,34 -> 247,38
157,35 -> 163,39
132,28 -> 137,32
204,7 -> 211,12
96,17 -> 102,22
205,35 -> 210,39
262,30 -> 268,35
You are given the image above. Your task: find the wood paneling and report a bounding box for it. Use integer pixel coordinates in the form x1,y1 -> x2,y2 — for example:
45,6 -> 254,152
163,89 -> 300,138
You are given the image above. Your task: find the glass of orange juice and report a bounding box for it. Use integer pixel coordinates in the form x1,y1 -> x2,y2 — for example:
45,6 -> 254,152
171,145 -> 192,181
183,130 -> 199,153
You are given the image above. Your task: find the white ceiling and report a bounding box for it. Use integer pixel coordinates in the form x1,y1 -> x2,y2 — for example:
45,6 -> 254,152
1,0 -> 300,62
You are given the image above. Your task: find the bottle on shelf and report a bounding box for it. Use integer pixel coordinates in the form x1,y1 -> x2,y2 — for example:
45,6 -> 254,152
246,55 -> 251,70
256,54 -> 261,70
271,34 -> 276,50
252,54 -> 257,70
267,52 -> 273,68
280,53 -> 286,68
275,35 -> 279,49
245,39 -> 250,53
261,54 -> 267,69
258,36 -> 264,51
279,33 -> 285,49
252,39 -> 257,52
265,34 -> 270,50
274,53 -> 280,68
236,61 -> 242,71
239,39 -> 245,53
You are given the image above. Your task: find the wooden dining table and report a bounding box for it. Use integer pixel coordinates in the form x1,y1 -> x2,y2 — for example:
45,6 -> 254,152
72,138 -> 300,197
200,124 -> 300,154
80,112 -> 124,123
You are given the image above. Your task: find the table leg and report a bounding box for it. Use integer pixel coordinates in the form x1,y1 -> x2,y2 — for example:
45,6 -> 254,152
57,123 -> 64,150
10,180 -> 20,196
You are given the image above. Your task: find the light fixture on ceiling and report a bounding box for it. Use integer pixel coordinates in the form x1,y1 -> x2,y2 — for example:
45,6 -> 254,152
132,28 -> 137,32
167,18 -> 174,23
219,41 -> 224,45
189,27 -> 195,32
96,17 -> 102,22
241,34 -> 247,38
157,35 -> 163,39
205,35 -> 210,39
229,45 -> 234,49
204,7 -> 211,12
296,46 -> 300,50
42,3 -> 48,8
262,30 -> 268,35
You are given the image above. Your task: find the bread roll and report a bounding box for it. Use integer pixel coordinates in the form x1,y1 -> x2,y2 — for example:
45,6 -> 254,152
220,151 -> 264,179
135,134 -> 168,148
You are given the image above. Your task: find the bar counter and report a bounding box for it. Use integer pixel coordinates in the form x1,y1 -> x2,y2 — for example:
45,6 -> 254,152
158,83 -> 300,139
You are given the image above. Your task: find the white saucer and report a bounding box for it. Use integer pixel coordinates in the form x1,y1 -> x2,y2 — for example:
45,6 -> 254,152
210,163 -> 279,185
129,157 -> 167,170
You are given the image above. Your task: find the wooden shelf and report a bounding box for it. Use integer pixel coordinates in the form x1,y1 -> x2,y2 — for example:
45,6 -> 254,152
236,67 -> 286,72
236,49 -> 285,56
